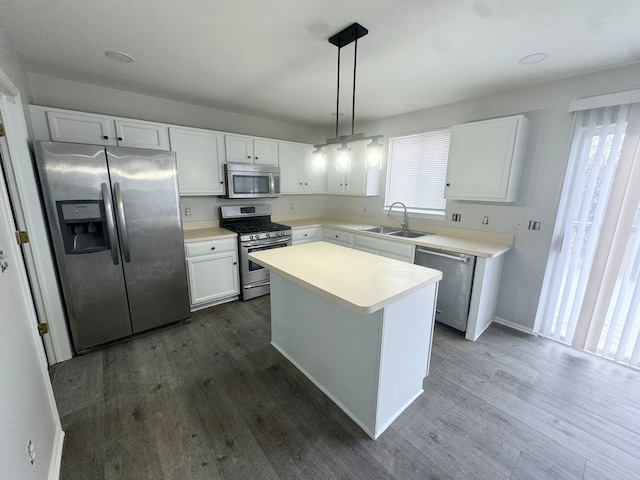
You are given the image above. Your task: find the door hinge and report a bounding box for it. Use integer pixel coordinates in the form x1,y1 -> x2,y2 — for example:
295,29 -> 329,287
37,323 -> 49,336
15,230 -> 30,245
0,123 -> 5,137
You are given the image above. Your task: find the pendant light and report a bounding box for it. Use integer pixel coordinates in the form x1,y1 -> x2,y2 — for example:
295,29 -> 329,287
313,22 -> 384,169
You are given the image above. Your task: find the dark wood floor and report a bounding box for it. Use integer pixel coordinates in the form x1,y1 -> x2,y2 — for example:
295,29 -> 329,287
50,295 -> 640,480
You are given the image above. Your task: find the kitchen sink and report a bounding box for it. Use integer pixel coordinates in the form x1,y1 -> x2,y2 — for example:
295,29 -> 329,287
360,226 -> 431,238
360,226 -> 402,234
389,230 -> 431,238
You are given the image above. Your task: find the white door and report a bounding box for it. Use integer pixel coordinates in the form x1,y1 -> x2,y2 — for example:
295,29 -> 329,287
0,149 -> 63,479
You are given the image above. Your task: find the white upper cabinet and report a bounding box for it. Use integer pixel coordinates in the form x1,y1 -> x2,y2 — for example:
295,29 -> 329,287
279,142 -> 304,194
302,145 -> 326,194
278,142 -> 326,195
44,108 -> 170,150
169,127 -> 225,196
225,134 -> 277,165
445,114 -> 529,202
326,142 -> 379,196
46,110 -> 116,146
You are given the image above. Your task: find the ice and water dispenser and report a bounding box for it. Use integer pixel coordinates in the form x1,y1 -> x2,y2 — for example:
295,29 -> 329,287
56,201 -> 110,254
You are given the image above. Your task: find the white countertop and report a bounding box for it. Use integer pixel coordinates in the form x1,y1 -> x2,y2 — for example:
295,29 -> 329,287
182,217 -> 513,258
249,241 -> 442,314
183,226 -> 236,243
281,219 -> 512,258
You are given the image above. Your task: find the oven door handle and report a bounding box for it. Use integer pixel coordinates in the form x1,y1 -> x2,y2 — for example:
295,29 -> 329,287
242,237 -> 291,248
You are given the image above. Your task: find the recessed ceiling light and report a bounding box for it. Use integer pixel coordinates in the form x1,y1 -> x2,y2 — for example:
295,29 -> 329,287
519,53 -> 549,65
105,51 -> 134,63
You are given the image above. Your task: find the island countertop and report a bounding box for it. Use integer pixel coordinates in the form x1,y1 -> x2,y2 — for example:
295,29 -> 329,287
249,241 -> 442,314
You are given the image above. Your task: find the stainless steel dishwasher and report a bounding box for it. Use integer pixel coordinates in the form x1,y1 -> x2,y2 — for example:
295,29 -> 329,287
414,247 -> 476,332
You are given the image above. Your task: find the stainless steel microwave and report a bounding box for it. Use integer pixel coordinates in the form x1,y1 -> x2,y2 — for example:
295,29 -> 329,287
222,163 -> 281,199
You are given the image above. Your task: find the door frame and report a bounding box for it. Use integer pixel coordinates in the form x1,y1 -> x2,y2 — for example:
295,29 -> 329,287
0,69 -> 72,364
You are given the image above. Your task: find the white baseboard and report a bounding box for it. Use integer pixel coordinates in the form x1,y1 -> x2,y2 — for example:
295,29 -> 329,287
48,427 -> 65,480
492,316 -> 535,335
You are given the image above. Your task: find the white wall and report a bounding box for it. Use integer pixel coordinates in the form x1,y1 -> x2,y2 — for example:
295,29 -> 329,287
341,62 -> 640,331
28,73 -> 323,143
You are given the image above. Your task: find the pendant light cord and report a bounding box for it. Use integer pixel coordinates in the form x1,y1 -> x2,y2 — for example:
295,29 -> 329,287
336,47 -> 341,139
352,38 -> 358,136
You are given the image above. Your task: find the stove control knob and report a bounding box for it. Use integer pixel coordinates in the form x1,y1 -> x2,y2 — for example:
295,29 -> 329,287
266,233 -> 270,238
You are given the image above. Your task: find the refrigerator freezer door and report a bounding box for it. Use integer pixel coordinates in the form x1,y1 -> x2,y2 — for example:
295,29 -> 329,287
33,141 -> 133,350
106,147 -> 190,333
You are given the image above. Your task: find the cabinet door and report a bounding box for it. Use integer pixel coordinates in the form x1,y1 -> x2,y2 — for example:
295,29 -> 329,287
303,145 -> 326,193
278,142 -> 304,194
47,110 -> 117,146
254,138 -> 278,165
170,127 -> 225,195
186,251 -> 239,305
345,142 -> 366,195
225,134 -> 254,163
445,115 -> 527,201
114,119 -> 170,150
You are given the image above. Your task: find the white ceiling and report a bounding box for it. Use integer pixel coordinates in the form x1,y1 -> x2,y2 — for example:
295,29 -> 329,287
1,0 -> 639,129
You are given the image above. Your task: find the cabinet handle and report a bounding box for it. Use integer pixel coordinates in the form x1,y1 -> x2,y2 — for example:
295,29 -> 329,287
211,247 -> 216,250
220,181 -> 224,184
102,135 -> 109,140
118,137 -> 123,141
299,182 -> 303,185
247,155 -> 251,159
335,235 -> 339,238
233,262 -> 237,265
446,183 -> 451,186
255,156 -> 259,160
305,183 -> 308,185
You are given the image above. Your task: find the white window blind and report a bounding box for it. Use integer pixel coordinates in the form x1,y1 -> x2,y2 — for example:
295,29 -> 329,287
385,129 -> 450,215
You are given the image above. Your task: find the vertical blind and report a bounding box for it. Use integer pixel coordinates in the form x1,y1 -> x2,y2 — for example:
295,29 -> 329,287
385,129 -> 450,214
540,102 -> 640,368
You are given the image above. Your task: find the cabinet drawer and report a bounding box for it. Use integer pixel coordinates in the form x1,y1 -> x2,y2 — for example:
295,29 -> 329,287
292,227 -> 319,244
354,234 -> 415,260
323,228 -> 353,246
185,237 -> 237,257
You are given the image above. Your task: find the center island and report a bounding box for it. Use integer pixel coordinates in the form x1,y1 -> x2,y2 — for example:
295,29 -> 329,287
249,241 -> 442,440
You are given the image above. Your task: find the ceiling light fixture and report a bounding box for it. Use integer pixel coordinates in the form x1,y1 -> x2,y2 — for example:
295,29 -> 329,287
518,52 -> 548,65
105,50 -> 135,63
313,23 -> 384,169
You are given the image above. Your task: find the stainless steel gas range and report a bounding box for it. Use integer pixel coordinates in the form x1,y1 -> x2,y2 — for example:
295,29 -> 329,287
220,205 -> 292,300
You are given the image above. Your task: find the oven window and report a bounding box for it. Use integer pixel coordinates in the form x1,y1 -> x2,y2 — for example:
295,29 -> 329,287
247,243 -> 288,271
233,174 -> 270,195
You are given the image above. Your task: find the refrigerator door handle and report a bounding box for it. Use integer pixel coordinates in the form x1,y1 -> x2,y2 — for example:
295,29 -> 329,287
101,183 -> 119,265
113,182 -> 131,263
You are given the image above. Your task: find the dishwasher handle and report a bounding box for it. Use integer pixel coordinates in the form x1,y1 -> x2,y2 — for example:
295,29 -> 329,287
416,247 -> 473,263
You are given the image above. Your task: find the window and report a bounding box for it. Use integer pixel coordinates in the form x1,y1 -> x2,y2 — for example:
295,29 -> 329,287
385,129 -> 450,215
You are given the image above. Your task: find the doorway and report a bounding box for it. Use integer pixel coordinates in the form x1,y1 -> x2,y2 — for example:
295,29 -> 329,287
539,102 -> 640,368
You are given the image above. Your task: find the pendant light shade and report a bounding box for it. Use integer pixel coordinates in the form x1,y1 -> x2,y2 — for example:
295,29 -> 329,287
313,23 -> 383,171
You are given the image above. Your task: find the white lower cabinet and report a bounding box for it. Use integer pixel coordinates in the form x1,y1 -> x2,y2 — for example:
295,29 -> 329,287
292,227 -> 320,244
185,238 -> 239,309
353,234 -> 415,263
322,228 -> 354,247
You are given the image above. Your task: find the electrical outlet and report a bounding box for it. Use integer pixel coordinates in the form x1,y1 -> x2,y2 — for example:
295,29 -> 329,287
290,203 -> 295,210
452,213 -> 461,222
184,207 -> 191,216
482,216 -> 489,225
362,205 -> 367,213
528,220 -> 542,231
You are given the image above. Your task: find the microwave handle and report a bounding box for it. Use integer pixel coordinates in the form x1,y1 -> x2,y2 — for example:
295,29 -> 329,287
272,174 -> 280,195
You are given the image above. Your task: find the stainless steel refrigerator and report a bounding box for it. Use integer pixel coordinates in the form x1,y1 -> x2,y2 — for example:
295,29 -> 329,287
34,141 -> 190,352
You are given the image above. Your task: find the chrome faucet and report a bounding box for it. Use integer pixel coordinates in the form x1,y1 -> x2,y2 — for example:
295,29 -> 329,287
387,201 -> 408,230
